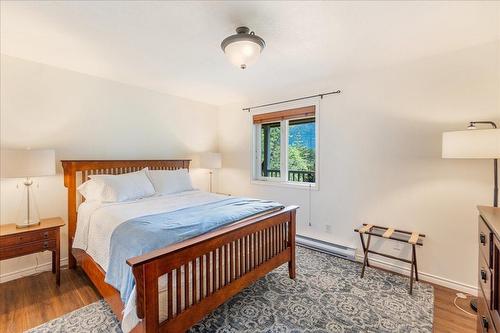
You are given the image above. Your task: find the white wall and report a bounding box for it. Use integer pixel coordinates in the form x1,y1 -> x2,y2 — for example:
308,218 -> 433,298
217,41 -> 500,293
0,55 -> 219,281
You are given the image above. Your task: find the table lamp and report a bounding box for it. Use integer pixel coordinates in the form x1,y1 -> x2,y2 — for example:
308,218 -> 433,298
200,152 -> 222,193
442,121 -> 499,312
0,149 -> 56,228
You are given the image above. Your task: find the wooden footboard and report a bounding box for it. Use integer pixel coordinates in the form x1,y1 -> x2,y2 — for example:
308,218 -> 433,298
128,206 -> 296,333
62,160 -> 298,333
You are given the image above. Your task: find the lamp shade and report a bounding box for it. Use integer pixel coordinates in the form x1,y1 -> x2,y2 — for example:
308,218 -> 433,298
221,27 -> 265,70
0,149 -> 56,178
224,41 -> 262,69
442,129 -> 500,159
200,152 -> 222,169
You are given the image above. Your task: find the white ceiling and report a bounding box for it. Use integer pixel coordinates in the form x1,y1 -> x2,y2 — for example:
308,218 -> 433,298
1,1 -> 499,105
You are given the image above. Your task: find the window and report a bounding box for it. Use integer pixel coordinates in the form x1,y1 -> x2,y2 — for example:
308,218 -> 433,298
253,105 -> 318,185
260,122 -> 281,178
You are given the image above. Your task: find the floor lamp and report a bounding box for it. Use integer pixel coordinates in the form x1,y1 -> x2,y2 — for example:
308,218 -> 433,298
442,121 -> 500,311
200,152 -> 221,193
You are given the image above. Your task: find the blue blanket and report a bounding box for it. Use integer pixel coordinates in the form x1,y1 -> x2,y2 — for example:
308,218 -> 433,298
105,197 -> 283,304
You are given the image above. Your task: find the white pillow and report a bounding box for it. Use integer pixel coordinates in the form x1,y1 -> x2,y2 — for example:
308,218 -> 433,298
147,168 -> 194,195
90,168 -> 155,202
77,179 -> 105,202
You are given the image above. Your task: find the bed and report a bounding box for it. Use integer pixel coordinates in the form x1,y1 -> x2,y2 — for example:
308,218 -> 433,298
62,160 -> 298,333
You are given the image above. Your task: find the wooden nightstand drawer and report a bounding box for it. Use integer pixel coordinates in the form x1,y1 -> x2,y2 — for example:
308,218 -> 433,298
0,240 -> 56,260
0,229 -> 57,247
0,218 -> 64,285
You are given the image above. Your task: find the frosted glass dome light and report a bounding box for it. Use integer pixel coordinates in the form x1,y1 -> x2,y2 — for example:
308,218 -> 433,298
221,27 -> 265,69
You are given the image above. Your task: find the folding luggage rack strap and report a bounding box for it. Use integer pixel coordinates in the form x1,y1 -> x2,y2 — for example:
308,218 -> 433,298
354,224 -> 425,294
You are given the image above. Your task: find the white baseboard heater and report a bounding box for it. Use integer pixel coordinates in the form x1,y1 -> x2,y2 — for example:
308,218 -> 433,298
296,235 -> 356,260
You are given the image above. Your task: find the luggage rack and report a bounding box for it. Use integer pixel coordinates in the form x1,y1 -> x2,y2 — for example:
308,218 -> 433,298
354,224 -> 425,294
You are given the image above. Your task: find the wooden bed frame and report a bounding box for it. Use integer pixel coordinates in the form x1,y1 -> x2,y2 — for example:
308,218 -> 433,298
62,160 -> 297,333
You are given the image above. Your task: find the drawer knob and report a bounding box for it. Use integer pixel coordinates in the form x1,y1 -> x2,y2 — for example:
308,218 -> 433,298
481,270 -> 487,282
480,233 -> 486,245
43,231 -> 49,238
43,241 -> 48,249
482,316 -> 489,331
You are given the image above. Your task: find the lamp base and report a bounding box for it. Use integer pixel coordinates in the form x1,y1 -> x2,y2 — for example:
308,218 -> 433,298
16,178 -> 41,229
209,170 -> 213,193
16,220 -> 41,229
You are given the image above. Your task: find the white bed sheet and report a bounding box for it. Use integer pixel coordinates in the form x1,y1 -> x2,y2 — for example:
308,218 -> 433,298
74,190 -> 226,271
73,190 -> 228,332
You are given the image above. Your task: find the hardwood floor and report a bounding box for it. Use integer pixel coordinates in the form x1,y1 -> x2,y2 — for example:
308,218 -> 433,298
433,284 -> 476,333
0,268 -> 476,333
0,268 -> 100,333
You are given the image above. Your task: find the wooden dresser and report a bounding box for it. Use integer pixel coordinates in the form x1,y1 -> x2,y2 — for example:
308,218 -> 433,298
478,206 -> 500,332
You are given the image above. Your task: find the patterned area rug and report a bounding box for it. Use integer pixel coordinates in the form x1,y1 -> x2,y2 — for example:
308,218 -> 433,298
25,299 -> 121,333
26,247 -> 433,333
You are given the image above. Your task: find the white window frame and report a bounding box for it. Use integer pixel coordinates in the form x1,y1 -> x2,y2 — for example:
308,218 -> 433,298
251,99 -> 320,189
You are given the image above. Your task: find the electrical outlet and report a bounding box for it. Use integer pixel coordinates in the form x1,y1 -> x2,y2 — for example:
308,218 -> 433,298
325,225 -> 332,233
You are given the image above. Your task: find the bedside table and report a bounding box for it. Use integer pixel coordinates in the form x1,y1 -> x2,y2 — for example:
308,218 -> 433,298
0,217 -> 65,285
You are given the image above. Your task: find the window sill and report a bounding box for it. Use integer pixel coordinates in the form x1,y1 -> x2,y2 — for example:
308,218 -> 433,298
251,179 -> 319,191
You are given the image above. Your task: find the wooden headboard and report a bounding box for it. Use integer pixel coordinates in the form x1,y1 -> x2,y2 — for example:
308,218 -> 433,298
61,159 -> 191,268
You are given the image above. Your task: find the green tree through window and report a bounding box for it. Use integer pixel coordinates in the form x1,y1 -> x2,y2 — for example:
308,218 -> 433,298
259,117 -> 316,183
288,118 -> 315,182
260,122 -> 280,177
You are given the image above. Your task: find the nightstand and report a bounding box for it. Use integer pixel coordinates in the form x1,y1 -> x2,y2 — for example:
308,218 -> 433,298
0,217 -> 65,285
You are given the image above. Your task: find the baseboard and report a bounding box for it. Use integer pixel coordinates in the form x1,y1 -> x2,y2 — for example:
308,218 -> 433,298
354,253 -> 478,296
0,257 -> 68,283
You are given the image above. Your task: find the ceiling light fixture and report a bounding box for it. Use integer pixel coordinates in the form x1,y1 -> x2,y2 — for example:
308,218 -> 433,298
221,26 -> 265,70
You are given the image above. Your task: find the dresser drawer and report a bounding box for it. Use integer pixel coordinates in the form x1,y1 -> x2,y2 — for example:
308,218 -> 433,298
478,289 -> 497,333
480,216 -> 493,268
0,239 -> 56,260
0,229 -> 57,248
480,252 -> 492,309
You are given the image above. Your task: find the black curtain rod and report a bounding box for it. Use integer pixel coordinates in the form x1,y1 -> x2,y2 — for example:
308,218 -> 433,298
242,90 -> 341,112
